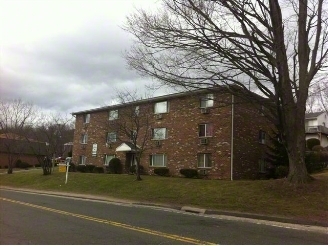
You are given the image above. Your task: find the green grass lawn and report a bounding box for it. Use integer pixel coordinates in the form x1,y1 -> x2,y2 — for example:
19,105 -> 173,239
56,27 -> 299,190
1,168 -> 327,223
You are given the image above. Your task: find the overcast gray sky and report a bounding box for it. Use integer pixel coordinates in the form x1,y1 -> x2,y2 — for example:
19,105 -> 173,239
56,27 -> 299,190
0,0 -> 171,115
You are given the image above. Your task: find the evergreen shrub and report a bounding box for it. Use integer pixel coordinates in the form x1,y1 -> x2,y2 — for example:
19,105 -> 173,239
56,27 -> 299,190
77,165 -> 87,173
306,138 -> 320,150
129,164 -> 144,174
86,164 -> 95,173
107,158 -> 122,174
93,166 -> 104,173
275,165 -> 289,178
180,168 -> 198,178
154,168 -> 169,176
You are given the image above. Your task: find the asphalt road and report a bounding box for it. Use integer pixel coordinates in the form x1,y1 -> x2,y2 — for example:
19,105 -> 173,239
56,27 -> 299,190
0,189 -> 327,245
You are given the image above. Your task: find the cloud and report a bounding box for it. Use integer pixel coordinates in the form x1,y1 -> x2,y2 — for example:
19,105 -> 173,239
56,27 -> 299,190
0,0 -> 160,115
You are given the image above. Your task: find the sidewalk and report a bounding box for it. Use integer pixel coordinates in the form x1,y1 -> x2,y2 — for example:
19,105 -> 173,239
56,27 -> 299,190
1,186 -> 328,231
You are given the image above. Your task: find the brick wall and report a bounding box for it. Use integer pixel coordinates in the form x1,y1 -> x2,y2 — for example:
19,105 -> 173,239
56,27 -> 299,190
72,90 -> 274,179
0,153 -> 41,168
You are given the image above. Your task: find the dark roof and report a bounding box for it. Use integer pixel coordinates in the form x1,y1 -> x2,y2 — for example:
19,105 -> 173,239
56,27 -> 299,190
71,86 -> 268,115
305,112 -> 325,119
0,138 -> 47,155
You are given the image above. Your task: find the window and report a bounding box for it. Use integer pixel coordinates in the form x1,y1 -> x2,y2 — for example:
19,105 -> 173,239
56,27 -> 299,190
104,154 -> 115,166
199,124 -> 213,137
259,105 -> 265,116
130,130 -> 137,141
197,153 -> 211,168
107,132 -> 117,143
152,128 -> 167,140
259,130 -> 266,144
200,94 -> 214,108
154,101 -> 168,114
80,134 -> 88,144
83,114 -> 90,123
135,106 -> 140,116
259,159 -> 267,173
109,110 -> 118,120
150,154 -> 167,167
79,155 -> 86,165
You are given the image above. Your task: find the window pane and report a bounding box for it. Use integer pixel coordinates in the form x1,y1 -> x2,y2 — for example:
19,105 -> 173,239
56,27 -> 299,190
198,154 -> 211,167
107,132 -> 116,142
207,94 -> 214,107
198,154 -> 205,167
200,94 -> 214,108
153,128 -> 166,139
79,156 -> 86,165
109,110 -> 118,120
259,159 -> 266,173
205,154 -> 211,167
81,134 -> 87,143
206,124 -> 213,137
200,99 -> 207,108
199,125 -> 206,137
154,101 -> 167,113
83,114 -> 90,123
135,106 -> 140,116
152,154 -> 166,167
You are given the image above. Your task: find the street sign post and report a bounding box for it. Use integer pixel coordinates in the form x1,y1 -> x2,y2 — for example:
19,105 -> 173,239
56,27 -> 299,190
58,161 -> 70,184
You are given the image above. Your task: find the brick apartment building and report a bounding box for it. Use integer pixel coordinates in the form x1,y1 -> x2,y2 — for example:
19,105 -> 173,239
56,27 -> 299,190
71,88 -> 273,180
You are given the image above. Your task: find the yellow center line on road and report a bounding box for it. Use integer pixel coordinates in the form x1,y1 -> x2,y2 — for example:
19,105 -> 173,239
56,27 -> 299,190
1,197 -> 216,245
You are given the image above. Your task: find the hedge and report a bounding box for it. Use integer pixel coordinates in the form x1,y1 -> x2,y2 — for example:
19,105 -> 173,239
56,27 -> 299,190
154,168 -> 169,176
180,168 -> 198,178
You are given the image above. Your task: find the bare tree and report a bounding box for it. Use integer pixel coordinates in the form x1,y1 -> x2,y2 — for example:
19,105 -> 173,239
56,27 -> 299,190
105,89 -> 153,181
125,0 -> 328,183
316,82 -> 328,113
0,99 -> 37,174
28,113 -> 74,175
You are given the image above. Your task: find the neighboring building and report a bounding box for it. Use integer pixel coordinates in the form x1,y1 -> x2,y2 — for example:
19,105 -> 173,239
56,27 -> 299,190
71,88 -> 273,180
0,133 -> 47,168
62,142 -> 73,158
305,111 -> 328,147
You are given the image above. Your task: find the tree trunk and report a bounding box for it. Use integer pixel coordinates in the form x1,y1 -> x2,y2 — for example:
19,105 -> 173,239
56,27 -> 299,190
286,137 -> 312,183
135,156 -> 142,181
284,108 -> 312,183
7,165 -> 13,174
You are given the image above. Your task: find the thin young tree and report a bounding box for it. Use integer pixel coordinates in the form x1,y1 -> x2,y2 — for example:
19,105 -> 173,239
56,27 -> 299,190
125,0 -> 328,184
106,89 -> 153,181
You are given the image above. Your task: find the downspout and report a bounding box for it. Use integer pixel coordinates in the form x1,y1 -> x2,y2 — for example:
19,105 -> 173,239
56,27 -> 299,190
231,95 -> 234,181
